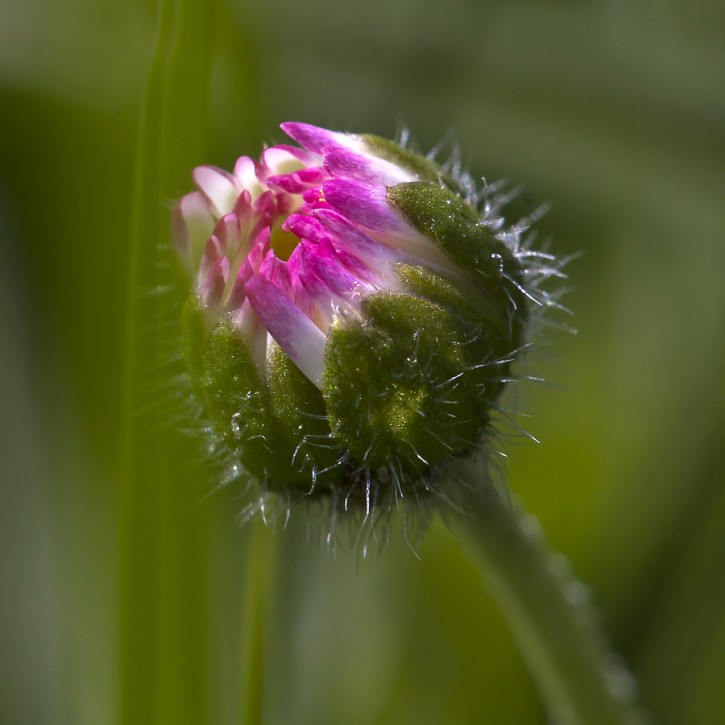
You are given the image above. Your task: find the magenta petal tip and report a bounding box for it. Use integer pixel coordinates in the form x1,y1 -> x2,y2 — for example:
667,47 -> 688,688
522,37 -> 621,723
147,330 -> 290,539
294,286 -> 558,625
281,122 -> 348,156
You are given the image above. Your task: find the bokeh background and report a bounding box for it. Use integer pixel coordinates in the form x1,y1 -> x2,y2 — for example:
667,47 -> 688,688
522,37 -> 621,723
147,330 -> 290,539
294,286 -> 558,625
2,0 -> 725,723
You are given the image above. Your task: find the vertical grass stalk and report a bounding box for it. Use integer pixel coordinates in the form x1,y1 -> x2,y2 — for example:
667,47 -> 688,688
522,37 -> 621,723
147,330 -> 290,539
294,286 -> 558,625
119,0 -> 217,723
241,519 -> 279,725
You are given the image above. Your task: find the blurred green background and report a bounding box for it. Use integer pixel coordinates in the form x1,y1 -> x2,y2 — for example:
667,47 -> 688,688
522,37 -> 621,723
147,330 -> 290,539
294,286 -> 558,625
2,0 -> 725,723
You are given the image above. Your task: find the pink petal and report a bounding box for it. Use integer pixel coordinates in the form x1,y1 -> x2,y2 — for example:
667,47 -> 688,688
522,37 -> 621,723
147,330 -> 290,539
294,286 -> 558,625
199,256 -> 229,308
199,235 -> 225,279
312,208 -> 398,269
233,156 -> 261,194
239,227 -> 272,282
283,213 -> 327,243
231,189 -> 255,225
320,181 -> 453,272
295,240 -> 366,300
259,145 -> 318,177
259,252 -> 293,295
281,122 -> 353,156
172,191 -> 215,271
285,241 -> 370,330
213,213 -> 242,259
245,275 -> 327,388
252,190 -> 278,230
193,165 -> 240,217
226,266 -> 247,311
322,179 -> 412,235
266,165 -> 328,194
322,145 -> 416,186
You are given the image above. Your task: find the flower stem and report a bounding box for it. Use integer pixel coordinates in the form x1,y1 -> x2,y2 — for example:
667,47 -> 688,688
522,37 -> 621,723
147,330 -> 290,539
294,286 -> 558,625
241,517 -> 279,725
446,454 -> 647,725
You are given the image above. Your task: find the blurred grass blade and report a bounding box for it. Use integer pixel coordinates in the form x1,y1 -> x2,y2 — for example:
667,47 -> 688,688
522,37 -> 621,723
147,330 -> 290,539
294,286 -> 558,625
241,519 -> 279,725
118,0 -> 217,723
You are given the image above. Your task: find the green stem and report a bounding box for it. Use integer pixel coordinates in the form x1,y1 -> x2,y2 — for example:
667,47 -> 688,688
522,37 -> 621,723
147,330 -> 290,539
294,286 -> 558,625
446,454 -> 647,725
241,518 -> 279,725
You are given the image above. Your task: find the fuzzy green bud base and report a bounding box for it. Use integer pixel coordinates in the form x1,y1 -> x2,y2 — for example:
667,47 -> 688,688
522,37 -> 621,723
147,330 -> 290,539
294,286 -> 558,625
173,122 -> 563,525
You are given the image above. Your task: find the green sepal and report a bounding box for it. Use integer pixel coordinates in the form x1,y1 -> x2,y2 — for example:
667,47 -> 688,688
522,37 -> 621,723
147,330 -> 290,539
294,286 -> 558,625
185,311 -> 343,491
395,263 -> 522,356
266,342 -> 343,487
394,264 -> 522,404
323,292 -> 484,475
387,181 -> 518,282
180,295 -> 211,398
199,320 -> 307,488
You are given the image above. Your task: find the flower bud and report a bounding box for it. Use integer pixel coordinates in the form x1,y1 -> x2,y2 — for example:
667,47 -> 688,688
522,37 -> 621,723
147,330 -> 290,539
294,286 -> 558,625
173,123 -> 559,520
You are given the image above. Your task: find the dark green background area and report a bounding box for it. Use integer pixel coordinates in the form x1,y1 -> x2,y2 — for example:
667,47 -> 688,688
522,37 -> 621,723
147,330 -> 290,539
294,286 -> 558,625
2,0 -> 724,723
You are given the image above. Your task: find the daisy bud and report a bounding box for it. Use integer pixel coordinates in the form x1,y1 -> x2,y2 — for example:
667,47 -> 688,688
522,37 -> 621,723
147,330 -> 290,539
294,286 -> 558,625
173,123 -> 559,521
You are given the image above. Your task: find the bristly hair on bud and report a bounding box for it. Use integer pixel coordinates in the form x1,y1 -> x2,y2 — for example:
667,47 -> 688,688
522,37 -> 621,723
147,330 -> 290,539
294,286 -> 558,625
171,122 -> 570,553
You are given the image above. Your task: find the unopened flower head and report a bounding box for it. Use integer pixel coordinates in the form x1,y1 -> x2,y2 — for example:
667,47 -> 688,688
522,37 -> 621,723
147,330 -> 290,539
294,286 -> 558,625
173,123 -> 563,528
